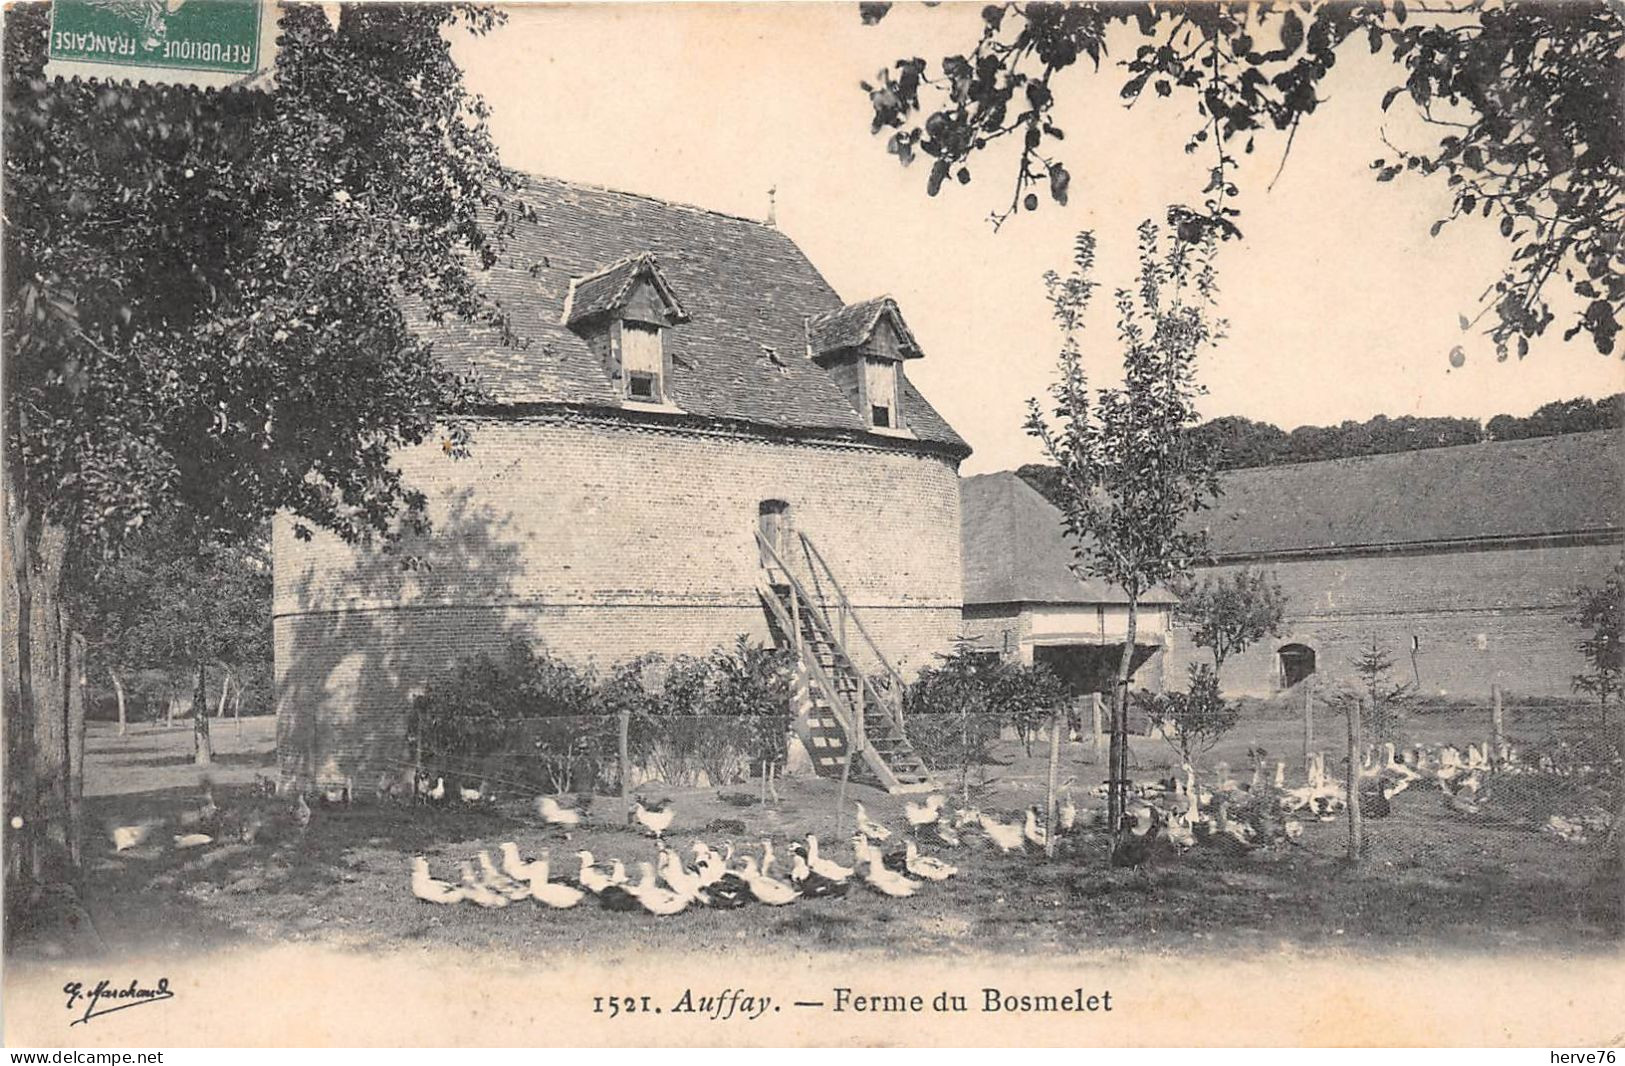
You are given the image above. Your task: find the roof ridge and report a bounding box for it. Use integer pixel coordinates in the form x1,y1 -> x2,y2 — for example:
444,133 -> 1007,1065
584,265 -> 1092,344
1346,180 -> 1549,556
516,170 -> 772,230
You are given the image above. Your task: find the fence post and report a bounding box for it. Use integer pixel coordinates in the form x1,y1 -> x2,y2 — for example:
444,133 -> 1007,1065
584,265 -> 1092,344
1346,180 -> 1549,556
1090,692 -> 1103,764
1347,695 -> 1365,863
1303,683 -> 1314,766
1044,705 -> 1062,859
618,703 -> 631,818
1490,683 -> 1504,770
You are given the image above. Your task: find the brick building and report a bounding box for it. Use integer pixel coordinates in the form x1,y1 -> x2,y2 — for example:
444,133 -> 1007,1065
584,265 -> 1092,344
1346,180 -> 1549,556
1163,429 -> 1623,700
274,176 -> 970,785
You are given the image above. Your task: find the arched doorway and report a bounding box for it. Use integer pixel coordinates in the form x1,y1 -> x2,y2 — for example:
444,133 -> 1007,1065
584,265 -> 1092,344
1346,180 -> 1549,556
758,499 -> 792,562
1278,643 -> 1317,689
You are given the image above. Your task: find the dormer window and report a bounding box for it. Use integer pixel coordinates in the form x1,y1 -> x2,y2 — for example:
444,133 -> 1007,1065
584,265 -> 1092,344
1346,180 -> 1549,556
807,296 -> 923,434
563,253 -> 689,409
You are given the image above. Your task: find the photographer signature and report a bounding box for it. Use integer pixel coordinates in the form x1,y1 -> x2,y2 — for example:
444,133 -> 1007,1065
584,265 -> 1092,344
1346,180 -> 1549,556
62,978 -> 174,1026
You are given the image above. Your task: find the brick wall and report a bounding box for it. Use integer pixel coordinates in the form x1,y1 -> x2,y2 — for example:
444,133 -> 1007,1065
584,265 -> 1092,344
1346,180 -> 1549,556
1161,541 -> 1623,700
274,413 -> 963,784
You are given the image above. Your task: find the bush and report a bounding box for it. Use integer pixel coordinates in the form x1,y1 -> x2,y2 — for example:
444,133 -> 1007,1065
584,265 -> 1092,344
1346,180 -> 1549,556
1133,662 -> 1239,764
408,637 -> 794,793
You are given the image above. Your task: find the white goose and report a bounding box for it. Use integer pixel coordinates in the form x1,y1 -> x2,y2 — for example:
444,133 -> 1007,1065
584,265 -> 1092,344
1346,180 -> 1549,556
737,855 -> 798,905
903,839 -> 956,881
410,856 -> 466,904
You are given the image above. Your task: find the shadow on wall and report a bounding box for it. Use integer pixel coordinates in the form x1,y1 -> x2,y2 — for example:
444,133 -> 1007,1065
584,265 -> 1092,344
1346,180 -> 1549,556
276,486 -> 536,788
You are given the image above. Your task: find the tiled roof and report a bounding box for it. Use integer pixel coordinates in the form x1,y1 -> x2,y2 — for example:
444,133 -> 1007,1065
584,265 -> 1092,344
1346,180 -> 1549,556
1203,429 -> 1624,557
564,253 -> 689,326
961,472 -> 1177,607
807,296 -> 922,359
419,175 -> 968,455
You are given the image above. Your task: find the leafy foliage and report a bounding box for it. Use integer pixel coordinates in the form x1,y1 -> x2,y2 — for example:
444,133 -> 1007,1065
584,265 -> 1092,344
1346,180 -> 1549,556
1569,558 -> 1624,726
1134,662 -> 1239,764
1172,565 -> 1288,677
862,1 -> 1624,359
3,2 -> 521,555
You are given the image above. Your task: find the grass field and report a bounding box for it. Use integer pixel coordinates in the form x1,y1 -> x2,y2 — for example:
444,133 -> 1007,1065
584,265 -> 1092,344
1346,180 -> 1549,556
9,707 -> 1620,962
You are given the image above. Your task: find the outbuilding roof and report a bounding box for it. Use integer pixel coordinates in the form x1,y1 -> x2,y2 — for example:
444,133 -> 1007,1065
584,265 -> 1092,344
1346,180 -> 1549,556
1203,429 -> 1623,558
807,296 -> 922,360
961,471 -> 1178,607
420,175 -> 968,456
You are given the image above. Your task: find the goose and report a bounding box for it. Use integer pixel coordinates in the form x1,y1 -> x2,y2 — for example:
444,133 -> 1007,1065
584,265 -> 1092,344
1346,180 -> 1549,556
854,802 -> 892,841
902,839 -> 956,881
478,849 -> 531,900
411,856 -> 466,904
536,795 -> 582,827
172,833 -> 213,849
788,849 -> 848,899
1379,742 -> 1419,797
737,855 -> 799,905
859,853 -> 920,897
526,851 -> 585,909
499,841 -> 547,884
626,862 -> 690,916
459,861 -> 510,908
904,794 -> 945,828
1022,807 -> 1049,849
631,799 -> 675,839
804,835 -> 853,882
658,846 -> 705,902
977,812 -> 1025,852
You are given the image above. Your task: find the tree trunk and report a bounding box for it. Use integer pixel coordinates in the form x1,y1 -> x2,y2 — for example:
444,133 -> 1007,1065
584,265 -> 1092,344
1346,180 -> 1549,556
216,668 -> 232,719
1044,704 -> 1062,860
1109,598 -> 1139,845
192,661 -> 213,766
112,668 -> 128,737
3,472 -> 39,890
1347,695 -> 1366,863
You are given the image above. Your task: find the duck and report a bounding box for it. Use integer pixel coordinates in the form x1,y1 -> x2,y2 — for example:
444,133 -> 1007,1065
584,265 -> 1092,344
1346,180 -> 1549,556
536,795 -> 582,827
626,862 -> 690,916
172,833 -> 213,850
631,798 -> 675,839
788,848 -> 848,899
759,839 -> 779,879
697,852 -> 753,908
526,851 -> 585,909
902,839 -> 956,881
737,855 -> 799,905
691,841 -> 728,886
425,776 -> 447,804
499,841 -> 547,884
459,861 -> 510,908
854,802 -> 892,841
977,812 -> 1025,853
859,853 -> 920,897
478,849 -> 531,900
459,781 -> 485,804
111,821 -> 155,852
904,794 -> 945,828
804,835 -> 854,882
1022,807 -> 1049,849
411,856 -> 466,904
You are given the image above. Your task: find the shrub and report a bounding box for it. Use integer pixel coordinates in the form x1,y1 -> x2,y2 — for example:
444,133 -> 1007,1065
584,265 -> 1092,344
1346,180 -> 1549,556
1133,662 -> 1239,764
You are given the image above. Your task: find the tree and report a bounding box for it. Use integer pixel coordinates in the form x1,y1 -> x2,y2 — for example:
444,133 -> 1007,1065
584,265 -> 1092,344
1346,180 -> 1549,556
862,2 -> 1623,360
1024,224 -> 1221,846
1172,566 -> 1288,679
1135,662 -> 1239,765
3,3 -> 520,886
1570,559 -> 1624,729
1349,635 -> 1412,740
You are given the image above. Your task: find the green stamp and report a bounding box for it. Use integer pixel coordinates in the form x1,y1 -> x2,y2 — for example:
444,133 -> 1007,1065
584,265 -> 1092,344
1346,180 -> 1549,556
48,0 -> 264,76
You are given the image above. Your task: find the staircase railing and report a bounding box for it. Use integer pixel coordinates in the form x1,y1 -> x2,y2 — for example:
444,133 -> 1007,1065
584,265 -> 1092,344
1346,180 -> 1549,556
795,532 -> 909,734
755,529 -> 867,752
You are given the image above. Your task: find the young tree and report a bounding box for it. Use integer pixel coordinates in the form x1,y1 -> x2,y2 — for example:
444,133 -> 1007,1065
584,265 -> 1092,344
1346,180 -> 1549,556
1172,566 -> 1288,680
3,3 -> 519,885
1135,662 -> 1239,765
1350,635 -> 1413,741
1570,559 -> 1624,729
862,2 -> 1623,360
1024,223 -> 1222,845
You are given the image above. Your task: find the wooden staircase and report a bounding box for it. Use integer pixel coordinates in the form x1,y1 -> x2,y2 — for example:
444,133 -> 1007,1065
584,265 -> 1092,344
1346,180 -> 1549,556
756,529 -> 935,794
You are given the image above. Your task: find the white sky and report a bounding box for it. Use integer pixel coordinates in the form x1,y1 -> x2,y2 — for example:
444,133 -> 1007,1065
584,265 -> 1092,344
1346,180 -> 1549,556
452,3 -> 1625,474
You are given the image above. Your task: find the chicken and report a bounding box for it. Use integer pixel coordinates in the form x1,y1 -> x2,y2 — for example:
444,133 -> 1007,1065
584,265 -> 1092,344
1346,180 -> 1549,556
631,799 -> 675,839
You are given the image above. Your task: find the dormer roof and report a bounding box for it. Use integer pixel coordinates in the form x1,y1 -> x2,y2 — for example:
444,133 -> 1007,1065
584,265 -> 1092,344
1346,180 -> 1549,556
564,252 -> 690,329
807,296 -> 922,362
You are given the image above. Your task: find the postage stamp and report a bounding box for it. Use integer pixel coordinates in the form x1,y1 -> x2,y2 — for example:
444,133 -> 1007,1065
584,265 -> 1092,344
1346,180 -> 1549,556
44,0 -> 277,88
